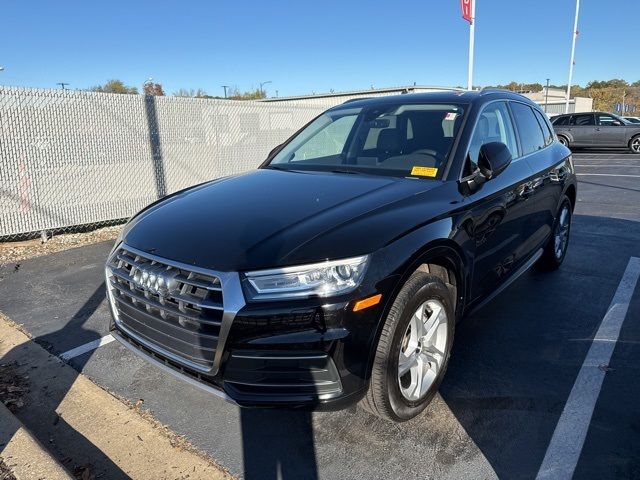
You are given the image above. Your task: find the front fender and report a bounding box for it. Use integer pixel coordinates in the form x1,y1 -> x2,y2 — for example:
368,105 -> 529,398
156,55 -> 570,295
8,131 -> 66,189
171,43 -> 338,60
363,217 -> 470,381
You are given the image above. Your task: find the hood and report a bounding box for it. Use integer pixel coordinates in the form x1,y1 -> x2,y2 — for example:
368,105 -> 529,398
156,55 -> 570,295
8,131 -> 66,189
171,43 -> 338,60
123,168 -> 442,271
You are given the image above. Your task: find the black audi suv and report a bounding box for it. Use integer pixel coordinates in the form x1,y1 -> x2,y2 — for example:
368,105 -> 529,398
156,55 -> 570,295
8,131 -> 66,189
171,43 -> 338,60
105,90 -> 576,422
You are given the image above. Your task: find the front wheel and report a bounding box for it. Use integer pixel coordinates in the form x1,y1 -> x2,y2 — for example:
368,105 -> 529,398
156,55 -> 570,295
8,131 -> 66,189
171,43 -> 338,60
360,271 -> 455,422
557,135 -> 569,148
630,135 -> 640,154
538,196 -> 572,270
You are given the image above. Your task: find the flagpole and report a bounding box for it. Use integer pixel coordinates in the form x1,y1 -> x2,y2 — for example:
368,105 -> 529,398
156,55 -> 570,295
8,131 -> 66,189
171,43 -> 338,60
467,0 -> 476,91
565,0 -> 580,113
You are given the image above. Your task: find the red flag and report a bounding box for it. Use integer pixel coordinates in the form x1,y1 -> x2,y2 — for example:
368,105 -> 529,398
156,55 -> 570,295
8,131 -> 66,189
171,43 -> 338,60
461,0 -> 473,23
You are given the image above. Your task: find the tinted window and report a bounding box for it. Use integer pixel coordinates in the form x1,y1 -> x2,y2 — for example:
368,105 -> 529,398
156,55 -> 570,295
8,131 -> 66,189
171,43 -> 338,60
269,103 -> 465,178
596,113 -> 623,126
510,102 -> 546,155
570,114 -> 595,126
467,102 -> 518,171
291,114 -> 358,161
534,109 -> 554,146
552,115 -> 569,126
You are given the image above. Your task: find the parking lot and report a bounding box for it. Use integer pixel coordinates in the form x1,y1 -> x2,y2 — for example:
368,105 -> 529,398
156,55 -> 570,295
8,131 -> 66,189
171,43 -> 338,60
0,150 -> 639,479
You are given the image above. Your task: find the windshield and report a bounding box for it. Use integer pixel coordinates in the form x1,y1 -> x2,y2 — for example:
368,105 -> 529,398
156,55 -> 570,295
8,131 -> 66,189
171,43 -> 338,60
267,102 -> 465,179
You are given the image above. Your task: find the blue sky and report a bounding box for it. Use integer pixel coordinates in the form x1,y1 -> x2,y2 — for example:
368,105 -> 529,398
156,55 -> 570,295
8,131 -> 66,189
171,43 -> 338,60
1,0 -> 636,96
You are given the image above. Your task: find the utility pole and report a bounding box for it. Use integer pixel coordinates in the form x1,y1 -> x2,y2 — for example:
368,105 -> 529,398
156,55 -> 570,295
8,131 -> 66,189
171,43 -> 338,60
56,82 -> 70,90
544,78 -> 550,113
466,0 -> 476,91
622,90 -> 626,116
221,85 -> 229,98
565,0 -> 580,114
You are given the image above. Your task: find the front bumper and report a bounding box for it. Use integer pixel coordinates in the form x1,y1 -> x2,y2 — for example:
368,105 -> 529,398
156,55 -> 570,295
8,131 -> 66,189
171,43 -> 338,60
106,243 -> 395,410
109,298 -> 382,409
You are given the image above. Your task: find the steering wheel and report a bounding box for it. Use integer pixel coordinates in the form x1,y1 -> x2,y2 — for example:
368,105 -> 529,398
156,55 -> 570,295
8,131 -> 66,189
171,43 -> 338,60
412,149 -> 445,165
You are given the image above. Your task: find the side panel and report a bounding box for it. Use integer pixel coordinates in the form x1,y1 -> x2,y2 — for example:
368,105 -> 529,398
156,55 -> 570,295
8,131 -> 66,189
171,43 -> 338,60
461,158 -> 535,302
524,143 -> 573,251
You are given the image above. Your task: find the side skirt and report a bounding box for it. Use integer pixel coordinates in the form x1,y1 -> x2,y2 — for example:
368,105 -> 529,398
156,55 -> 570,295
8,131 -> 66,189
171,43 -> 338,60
467,248 -> 543,317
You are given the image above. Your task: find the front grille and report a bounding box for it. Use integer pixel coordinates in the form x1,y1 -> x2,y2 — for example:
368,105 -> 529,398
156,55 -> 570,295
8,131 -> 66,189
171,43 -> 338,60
106,245 -> 224,372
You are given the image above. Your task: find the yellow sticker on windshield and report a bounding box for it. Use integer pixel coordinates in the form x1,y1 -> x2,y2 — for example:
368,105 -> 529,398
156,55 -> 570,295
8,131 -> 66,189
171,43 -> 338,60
411,166 -> 438,177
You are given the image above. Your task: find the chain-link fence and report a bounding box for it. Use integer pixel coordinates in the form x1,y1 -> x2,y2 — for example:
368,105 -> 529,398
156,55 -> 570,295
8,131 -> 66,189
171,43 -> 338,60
0,87 -> 350,240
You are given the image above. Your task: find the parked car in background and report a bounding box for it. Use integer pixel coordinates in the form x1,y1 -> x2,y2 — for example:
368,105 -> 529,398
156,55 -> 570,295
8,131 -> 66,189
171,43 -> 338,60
624,116 -> 640,124
106,91 -> 577,422
551,112 -> 640,153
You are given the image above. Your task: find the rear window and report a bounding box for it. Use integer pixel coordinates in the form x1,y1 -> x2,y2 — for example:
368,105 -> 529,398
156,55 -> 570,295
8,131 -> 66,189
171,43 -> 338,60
570,114 -> 595,126
533,109 -> 554,146
510,102 -> 546,155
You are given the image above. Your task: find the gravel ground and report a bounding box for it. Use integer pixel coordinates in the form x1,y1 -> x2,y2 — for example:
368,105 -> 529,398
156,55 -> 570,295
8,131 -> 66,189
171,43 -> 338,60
0,225 -> 122,266
0,459 -> 17,480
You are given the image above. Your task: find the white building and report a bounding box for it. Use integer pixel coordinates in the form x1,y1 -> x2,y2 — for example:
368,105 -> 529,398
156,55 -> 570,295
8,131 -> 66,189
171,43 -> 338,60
263,85 -> 593,116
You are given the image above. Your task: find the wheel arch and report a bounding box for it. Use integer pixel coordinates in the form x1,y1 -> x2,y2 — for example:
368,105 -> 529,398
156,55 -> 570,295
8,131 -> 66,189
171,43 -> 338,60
564,183 -> 577,211
382,238 -> 469,326
557,133 -> 571,145
363,238 -> 469,384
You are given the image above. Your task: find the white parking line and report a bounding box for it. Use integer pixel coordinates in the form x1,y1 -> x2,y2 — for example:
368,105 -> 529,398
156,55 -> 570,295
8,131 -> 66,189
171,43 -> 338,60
576,173 -> 640,178
572,153 -> 634,156
575,165 -> 640,168
59,334 -> 115,360
536,257 -> 640,480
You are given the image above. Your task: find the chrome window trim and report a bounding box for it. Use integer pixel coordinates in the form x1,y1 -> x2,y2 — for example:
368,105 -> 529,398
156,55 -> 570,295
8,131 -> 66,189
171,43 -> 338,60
105,243 -> 246,376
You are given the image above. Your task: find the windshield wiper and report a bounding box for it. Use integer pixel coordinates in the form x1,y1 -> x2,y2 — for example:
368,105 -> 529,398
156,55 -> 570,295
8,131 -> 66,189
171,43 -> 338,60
265,164 -> 290,171
330,169 -> 361,175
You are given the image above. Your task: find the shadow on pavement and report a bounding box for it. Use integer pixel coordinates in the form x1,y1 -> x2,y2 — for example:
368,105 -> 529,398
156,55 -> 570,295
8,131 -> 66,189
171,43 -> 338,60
440,214 -> 640,479
0,282 -> 130,478
241,409 -> 318,480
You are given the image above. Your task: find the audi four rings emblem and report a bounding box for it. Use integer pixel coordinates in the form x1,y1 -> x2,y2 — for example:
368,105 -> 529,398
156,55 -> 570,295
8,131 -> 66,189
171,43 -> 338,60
130,263 -> 180,297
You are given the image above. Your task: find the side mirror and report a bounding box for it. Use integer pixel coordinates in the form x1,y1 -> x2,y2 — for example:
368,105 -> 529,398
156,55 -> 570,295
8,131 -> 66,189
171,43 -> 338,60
477,142 -> 512,180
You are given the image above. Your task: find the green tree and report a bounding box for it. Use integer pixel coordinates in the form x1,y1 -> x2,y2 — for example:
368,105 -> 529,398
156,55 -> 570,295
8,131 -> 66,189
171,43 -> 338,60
90,79 -> 138,94
228,87 -> 266,100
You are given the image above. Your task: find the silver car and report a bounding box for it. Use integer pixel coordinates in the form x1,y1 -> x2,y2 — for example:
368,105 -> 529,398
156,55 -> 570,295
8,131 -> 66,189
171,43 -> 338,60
551,112 -> 640,153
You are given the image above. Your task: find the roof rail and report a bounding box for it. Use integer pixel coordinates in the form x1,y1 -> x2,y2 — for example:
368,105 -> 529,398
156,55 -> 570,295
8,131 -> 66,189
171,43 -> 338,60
480,88 -> 530,98
342,97 -> 373,104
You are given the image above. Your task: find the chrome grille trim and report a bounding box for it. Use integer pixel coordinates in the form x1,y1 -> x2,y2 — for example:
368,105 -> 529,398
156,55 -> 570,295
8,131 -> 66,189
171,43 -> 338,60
105,243 -> 246,375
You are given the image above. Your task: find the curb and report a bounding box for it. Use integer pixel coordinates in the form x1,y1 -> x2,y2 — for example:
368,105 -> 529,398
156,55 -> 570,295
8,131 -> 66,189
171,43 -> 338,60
0,401 -> 73,480
0,316 -> 230,480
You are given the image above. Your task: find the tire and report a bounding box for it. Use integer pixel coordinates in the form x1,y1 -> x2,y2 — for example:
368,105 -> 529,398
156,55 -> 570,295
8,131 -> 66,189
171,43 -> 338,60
557,135 -> 569,148
360,270 -> 455,422
630,135 -> 640,154
538,195 -> 572,271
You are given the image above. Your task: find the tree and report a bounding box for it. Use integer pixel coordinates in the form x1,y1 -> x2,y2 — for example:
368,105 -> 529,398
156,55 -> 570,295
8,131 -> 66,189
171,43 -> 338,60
143,81 -> 165,96
90,79 -> 138,94
228,87 -> 266,100
173,88 -> 215,98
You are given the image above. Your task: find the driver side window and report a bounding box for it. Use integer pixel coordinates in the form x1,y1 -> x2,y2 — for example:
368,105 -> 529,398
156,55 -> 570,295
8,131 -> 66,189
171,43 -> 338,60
467,102 -> 518,173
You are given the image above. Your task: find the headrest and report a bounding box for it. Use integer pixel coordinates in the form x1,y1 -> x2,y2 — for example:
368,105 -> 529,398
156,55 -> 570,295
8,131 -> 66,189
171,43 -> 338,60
477,116 -> 490,137
377,129 -> 400,152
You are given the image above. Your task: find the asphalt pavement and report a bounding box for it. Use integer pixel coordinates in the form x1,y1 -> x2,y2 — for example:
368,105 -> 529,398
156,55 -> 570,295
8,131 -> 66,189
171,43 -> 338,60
0,150 -> 638,479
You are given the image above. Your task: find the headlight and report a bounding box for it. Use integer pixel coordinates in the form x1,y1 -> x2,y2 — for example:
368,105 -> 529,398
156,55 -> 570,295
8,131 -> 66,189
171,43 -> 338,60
243,255 -> 370,300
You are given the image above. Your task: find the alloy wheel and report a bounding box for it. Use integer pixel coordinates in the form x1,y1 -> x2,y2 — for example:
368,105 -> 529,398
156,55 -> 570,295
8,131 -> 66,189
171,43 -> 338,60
631,137 -> 640,154
554,205 -> 571,259
398,299 -> 448,401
